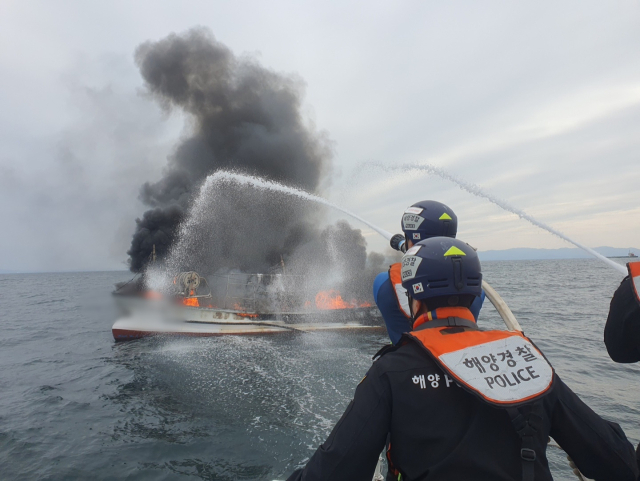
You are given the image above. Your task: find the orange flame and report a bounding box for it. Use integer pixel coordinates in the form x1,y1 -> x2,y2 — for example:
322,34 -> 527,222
232,302 -> 258,317
183,297 -> 200,307
314,290 -> 371,310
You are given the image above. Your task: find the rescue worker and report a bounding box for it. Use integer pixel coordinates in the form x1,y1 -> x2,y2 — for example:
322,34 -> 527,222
604,261 -> 640,363
373,200 -> 484,344
603,262 -> 640,469
286,237 -> 639,481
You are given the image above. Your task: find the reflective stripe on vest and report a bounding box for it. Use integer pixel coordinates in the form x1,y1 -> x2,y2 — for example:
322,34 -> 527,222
407,325 -> 554,406
389,263 -> 412,318
628,262 -> 640,303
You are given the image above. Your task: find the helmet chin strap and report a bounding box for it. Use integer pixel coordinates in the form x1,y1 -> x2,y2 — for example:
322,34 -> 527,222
408,296 -> 421,327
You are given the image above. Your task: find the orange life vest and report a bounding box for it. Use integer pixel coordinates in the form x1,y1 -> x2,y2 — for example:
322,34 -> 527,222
406,308 -> 554,407
629,262 -> 640,303
389,263 -> 412,319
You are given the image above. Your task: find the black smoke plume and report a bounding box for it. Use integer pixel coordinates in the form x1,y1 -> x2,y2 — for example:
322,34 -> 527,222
126,28 -> 395,304
127,28 -> 331,273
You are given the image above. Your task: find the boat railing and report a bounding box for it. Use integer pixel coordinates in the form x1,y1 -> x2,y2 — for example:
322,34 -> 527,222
209,272 -> 310,312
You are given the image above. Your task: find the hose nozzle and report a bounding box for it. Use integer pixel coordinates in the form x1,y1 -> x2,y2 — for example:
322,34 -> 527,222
390,234 -> 407,253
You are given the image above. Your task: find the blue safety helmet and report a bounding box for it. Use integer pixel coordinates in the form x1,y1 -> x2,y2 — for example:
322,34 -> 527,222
400,237 -> 482,301
401,200 -> 458,244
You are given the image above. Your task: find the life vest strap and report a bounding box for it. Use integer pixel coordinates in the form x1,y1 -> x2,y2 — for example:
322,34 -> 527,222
507,404 -> 543,481
389,263 -> 412,318
414,317 -> 478,331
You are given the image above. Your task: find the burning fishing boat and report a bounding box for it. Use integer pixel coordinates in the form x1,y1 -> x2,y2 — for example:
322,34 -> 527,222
112,271 -> 382,341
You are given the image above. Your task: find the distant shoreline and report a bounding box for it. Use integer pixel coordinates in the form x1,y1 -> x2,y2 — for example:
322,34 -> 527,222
478,246 -> 637,262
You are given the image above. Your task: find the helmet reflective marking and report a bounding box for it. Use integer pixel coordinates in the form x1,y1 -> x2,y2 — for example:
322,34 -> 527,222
405,245 -> 422,256
444,246 -> 467,257
405,206 -> 424,214
439,213 -> 452,221
402,213 -> 425,231
401,256 -> 423,281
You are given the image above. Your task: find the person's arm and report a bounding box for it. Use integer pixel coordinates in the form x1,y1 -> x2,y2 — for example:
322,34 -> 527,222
604,275 -> 640,363
469,289 -> 485,320
286,364 -> 391,481
373,271 -> 412,345
550,376 -> 639,481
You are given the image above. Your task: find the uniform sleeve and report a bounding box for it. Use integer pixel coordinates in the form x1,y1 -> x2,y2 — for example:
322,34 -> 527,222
469,289 -> 485,321
373,272 -> 412,345
604,276 -> 640,363
286,365 -> 391,481
549,376 -> 639,481
373,272 -> 389,305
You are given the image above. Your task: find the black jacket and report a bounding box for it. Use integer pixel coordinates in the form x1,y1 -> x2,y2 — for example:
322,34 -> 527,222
605,275 -> 640,363
287,338 -> 639,481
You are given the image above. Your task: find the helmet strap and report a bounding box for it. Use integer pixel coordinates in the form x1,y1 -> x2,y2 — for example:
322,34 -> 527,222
408,297 -> 423,327
452,258 -> 464,290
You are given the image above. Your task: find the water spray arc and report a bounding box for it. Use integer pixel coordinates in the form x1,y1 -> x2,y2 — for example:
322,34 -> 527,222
362,162 -> 627,275
202,171 -> 394,240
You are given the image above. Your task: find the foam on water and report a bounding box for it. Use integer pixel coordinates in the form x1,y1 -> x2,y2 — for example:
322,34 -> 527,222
362,161 -> 627,275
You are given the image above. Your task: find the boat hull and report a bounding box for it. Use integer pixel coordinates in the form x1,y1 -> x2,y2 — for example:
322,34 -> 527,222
112,304 -> 383,341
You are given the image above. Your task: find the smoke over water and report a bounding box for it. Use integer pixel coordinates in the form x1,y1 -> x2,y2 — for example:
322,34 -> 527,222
127,28 -> 332,273
127,28 -> 390,304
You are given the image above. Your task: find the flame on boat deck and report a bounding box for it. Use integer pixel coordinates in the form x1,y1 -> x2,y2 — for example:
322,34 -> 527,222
314,289 -> 372,310
175,289 -> 371,313
233,302 -> 259,317
183,297 -> 200,307
130,272 -> 374,313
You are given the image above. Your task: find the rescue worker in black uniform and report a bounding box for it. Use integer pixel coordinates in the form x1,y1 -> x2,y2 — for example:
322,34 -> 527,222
603,261 -> 640,470
604,261 -> 640,363
286,238 -> 639,481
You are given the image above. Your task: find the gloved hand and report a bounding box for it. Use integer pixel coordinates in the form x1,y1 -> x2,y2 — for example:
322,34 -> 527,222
390,234 -> 407,253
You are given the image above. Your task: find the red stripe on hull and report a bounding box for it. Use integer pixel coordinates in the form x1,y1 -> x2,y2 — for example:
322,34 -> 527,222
112,328 -> 287,342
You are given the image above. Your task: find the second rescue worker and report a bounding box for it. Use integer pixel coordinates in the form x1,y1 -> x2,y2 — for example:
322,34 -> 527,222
373,200 -> 484,344
603,261 -> 640,467
604,261 -> 640,363
286,237 -> 638,481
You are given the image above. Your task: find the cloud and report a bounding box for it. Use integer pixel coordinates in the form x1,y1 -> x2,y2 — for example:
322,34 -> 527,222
0,54 -> 179,272
1,1 -> 639,270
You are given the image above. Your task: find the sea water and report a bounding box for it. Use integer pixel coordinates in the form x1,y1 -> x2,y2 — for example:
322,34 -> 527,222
0,260 -> 638,480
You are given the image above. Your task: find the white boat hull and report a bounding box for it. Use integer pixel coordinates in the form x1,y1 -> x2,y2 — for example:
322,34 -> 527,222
112,302 -> 383,341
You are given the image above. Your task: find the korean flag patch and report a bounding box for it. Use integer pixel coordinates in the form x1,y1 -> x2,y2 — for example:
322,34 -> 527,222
413,282 -> 424,294
413,233 -> 421,240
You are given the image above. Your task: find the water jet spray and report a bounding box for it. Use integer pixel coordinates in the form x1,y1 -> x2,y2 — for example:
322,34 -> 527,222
202,171 -> 394,240
361,162 -> 627,276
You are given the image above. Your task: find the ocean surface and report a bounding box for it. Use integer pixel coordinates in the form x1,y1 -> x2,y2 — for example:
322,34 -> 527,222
1,259 -> 638,480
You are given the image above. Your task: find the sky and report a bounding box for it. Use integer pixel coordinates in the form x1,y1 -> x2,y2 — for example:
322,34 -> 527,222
1,0 -> 639,272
